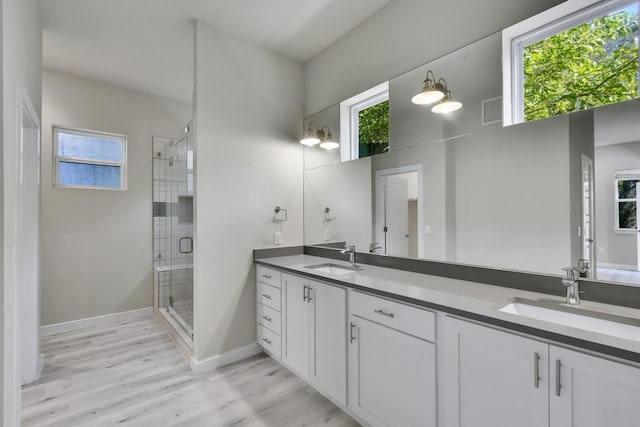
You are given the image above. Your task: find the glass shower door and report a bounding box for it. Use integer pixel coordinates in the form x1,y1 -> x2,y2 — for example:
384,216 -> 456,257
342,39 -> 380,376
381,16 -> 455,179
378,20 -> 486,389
168,128 -> 193,337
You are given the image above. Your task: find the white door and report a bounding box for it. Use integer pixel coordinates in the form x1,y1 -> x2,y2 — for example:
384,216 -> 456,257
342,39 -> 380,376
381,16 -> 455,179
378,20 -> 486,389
581,154 -> 595,272
349,316 -> 436,427
282,274 -> 309,379
17,90 -> 42,385
309,281 -> 347,405
384,176 -> 409,257
550,346 -> 640,427
441,318 -> 549,427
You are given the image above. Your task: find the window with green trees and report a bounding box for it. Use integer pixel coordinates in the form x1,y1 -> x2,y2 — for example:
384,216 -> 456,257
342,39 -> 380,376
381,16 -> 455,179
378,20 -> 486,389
523,3 -> 639,122
358,99 -> 389,158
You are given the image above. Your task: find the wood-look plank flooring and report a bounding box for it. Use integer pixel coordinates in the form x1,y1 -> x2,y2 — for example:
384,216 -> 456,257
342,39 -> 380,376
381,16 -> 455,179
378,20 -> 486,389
22,312 -> 360,427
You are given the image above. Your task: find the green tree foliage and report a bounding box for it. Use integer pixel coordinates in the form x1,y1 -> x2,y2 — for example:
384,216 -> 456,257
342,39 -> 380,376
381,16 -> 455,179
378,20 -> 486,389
358,100 -> 389,158
524,9 -> 639,122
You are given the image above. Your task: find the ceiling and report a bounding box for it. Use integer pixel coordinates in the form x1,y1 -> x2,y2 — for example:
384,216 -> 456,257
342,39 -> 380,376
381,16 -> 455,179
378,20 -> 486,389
39,0 -> 390,104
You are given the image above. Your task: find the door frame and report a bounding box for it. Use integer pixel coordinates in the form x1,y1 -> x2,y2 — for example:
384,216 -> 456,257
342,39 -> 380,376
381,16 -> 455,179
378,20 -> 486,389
375,164 -> 424,257
580,154 -> 595,273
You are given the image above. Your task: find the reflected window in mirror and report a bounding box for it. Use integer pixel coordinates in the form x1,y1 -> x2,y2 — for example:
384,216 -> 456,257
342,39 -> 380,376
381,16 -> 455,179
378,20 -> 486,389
503,0 -> 639,126
340,81 -> 389,162
615,174 -> 640,231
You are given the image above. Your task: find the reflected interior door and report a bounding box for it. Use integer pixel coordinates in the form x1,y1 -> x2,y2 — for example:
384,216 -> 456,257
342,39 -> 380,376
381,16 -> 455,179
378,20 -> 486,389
385,176 -> 409,257
581,155 -> 595,271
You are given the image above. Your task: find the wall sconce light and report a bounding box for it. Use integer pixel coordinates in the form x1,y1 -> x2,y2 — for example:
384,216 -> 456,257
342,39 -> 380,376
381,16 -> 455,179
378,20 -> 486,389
319,126 -> 339,150
300,123 -> 320,146
430,79 -> 463,114
411,70 -> 446,105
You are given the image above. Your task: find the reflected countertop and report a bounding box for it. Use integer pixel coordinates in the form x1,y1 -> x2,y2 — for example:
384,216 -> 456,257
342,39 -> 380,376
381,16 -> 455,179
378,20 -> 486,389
256,254 -> 640,361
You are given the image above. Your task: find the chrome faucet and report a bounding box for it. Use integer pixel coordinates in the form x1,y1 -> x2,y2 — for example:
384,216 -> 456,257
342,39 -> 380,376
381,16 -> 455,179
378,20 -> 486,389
369,242 -> 382,253
561,267 -> 580,305
341,245 -> 356,267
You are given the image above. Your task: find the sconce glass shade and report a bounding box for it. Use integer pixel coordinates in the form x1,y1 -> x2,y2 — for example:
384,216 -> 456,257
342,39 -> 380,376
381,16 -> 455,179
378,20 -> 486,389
320,140 -> 339,150
411,75 -> 445,105
300,126 -> 320,146
431,95 -> 463,114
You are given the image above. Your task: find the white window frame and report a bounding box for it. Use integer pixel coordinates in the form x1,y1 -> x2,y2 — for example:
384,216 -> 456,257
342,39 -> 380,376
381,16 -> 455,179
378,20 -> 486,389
502,0 -> 638,126
53,125 -> 127,190
340,81 -> 389,162
614,170 -> 640,233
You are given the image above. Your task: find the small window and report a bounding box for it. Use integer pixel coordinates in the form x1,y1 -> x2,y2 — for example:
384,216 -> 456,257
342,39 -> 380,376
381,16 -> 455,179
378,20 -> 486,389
53,126 -> 127,190
340,81 -> 389,162
615,176 -> 640,231
503,0 -> 640,125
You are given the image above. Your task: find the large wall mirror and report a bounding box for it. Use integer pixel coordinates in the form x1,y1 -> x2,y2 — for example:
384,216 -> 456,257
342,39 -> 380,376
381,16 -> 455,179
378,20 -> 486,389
303,1 -> 640,288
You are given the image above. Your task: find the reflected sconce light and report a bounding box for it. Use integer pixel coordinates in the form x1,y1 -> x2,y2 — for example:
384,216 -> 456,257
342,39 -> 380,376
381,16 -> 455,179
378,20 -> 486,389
430,78 -> 463,114
300,123 -> 320,146
411,70 -> 446,105
318,126 -> 339,150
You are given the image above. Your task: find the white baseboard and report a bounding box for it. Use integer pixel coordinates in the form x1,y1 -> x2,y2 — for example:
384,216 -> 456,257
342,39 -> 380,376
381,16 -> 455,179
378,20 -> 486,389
41,307 -> 153,336
190,343 -> 262,374
597,263 -> 636,271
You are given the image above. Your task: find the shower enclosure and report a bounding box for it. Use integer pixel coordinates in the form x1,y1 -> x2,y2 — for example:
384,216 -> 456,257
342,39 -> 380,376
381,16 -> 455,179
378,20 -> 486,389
152,125 -> 193,342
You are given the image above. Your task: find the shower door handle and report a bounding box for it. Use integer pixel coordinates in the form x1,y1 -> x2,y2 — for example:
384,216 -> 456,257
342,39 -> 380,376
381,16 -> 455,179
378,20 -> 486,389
179,237 -> 193,254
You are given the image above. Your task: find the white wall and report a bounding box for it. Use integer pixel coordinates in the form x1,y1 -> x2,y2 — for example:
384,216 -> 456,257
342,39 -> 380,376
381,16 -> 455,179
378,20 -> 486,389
304,157 -> 372,248
2,0 -> 42,422
595,141 -> 640,268
40,69 -> 192,325
193,21 -> 304,362
453,116 -> 572,274
304,0 -> 563,115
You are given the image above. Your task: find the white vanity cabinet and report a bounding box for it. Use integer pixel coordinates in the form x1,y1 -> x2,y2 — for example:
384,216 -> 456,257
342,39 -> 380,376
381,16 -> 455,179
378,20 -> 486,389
550,345 -> 640,427
441,317 -> 549,427
256,266 -> 282,359
348,290 -> 437,427
442,317 -> 640,427
282,273 -> 347,405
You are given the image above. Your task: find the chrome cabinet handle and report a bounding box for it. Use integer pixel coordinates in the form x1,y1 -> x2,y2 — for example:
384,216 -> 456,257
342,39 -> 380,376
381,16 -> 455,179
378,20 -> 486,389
262,337 -> 272,345
555,359 -> 562,396
262,274 -> 272,279
533,353 -> 540,388
350,322 -> 357,343
374,309 -> 394,318
262,315 -> 272,322
303,284 -> 308,302
307,286 -> 313,303
261,293 -> 272,300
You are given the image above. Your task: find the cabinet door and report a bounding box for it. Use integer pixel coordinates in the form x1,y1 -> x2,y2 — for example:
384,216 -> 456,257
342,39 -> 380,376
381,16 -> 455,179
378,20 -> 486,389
309,280 -> 347,406
282,274 -> 309,379
349,316 -> 436,427
441,317 -> 549,427
550,345 -> 640,427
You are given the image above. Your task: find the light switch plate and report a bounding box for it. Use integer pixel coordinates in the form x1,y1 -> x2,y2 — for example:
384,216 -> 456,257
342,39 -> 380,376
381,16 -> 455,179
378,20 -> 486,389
274,231 -> 282,245
424,225 -> 431,234
324,228 -> 331,241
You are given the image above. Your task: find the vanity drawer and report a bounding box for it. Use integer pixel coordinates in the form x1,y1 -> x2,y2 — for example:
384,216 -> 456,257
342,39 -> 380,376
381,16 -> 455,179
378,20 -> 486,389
257,303 -> 281,334
258,324 -> 282,359
257,282 -> 281,312
350,291 -> 435,342
257,265 -> 281,288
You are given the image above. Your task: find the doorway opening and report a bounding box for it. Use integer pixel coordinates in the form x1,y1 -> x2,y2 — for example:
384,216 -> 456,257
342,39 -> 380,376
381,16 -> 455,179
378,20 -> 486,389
375,165 -> 423,258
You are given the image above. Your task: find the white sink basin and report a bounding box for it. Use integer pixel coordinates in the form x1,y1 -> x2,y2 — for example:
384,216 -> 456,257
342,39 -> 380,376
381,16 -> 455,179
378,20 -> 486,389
499,298 -> 640,341
305,263 -> 361,275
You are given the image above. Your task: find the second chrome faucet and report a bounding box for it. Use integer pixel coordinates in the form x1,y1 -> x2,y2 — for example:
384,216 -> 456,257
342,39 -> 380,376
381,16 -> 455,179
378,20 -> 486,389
341,245 -> 357,267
